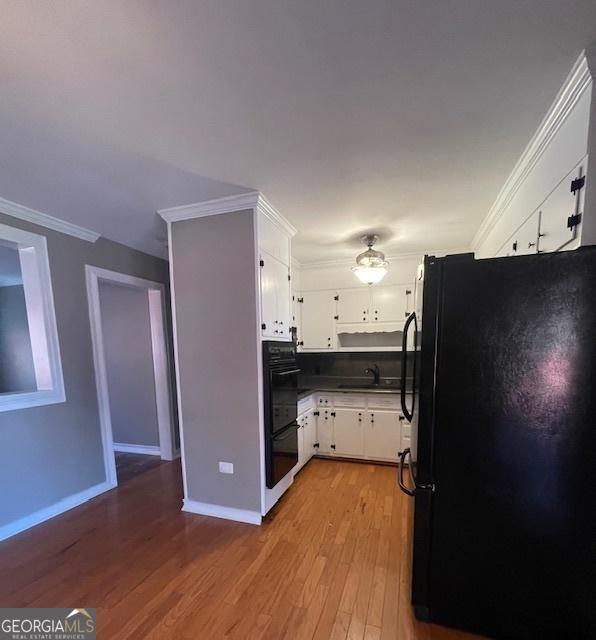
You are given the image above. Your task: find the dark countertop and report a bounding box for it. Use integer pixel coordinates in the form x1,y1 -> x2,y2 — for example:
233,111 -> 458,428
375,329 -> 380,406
297,377 -> 413,400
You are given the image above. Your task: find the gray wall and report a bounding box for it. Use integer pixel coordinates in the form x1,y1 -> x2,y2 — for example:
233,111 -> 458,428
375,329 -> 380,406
0,212 -> 171,528
0,285 -> 36,393
171,210 -> 262,512
98,281 -> 159,447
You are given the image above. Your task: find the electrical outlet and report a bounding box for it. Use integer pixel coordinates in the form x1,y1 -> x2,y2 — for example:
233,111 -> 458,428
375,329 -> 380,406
219,461 -> 234,474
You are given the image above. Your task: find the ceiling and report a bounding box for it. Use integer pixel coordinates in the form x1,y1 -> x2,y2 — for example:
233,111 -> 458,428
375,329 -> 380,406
1,1 -> 595,262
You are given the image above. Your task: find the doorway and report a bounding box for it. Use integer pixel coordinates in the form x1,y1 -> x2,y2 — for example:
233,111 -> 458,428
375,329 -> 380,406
85,265 -> 177,487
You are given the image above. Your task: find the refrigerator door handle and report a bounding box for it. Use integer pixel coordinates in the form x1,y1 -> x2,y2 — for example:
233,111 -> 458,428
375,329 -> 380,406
398,448 -> 416,497
401,312 -> 417,422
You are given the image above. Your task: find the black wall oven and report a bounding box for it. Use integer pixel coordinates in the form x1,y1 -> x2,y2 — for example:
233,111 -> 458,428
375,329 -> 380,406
263,341 -> 299,489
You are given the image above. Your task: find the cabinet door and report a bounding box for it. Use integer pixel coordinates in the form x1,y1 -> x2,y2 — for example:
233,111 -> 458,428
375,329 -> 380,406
365,410 -> 400,461
371,285 -> 412,323
260,256 -> 278,338
336,289 -> 370,323
296,415 -> 306,470
333,408 -> 364,458
301,291 -> 336,350
538,160 -> 587,253
303,409 -> 316,461
272,258 -> 291,339
316,408 -> 333,454
292,291 -> 301,345
510,212 -> 540,256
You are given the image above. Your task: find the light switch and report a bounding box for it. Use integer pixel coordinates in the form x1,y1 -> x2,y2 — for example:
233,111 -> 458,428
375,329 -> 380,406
219,461 -> 234,474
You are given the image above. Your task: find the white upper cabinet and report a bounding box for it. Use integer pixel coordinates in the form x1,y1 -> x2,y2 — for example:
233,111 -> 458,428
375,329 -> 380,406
538,159 -> 587,254
256,201 -> 296,341
260,254 -> 291,339
259,213 -> 291,266
509,212 -> 540,256
371,285 -> 412,323
336,288 -> 369,323
301,290 -> 336,350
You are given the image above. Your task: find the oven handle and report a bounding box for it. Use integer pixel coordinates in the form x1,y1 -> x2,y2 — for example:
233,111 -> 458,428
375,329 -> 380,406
273,423 -> 298,440
272,368 -> 301,376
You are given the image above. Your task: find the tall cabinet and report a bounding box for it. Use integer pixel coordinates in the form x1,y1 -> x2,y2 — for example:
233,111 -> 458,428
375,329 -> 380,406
259,211 -> 294,340
160,192 -> 296,526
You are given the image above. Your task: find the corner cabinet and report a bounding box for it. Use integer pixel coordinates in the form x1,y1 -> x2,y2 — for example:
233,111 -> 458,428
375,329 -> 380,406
258,205 -> 296,341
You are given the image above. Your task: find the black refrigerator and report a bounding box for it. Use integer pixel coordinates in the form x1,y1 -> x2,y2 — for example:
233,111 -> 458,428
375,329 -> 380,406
398,249 -> 596,639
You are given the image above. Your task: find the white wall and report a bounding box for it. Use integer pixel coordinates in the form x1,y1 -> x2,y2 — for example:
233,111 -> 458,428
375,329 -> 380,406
473,54 -> 594,258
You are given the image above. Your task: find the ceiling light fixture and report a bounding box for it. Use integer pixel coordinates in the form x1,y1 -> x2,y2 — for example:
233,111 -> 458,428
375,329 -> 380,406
352,234 -> 389,285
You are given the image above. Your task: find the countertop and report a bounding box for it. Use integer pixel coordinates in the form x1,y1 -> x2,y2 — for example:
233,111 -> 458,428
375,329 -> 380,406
297,377 -> 412,400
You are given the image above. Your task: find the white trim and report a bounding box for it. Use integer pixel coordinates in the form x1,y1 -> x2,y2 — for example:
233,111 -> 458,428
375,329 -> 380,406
471,51 -> 593,250
253,211 -> 267,516
0,481 -> 113,542
0,224 -> 65,412
113,443 -> 161,456
255,194 -> 297,237
157,191 -> 297,237
0,196 -> 100,243
182,499 -> 262,525
167,222 -> 190,501
85,266 -> 177,489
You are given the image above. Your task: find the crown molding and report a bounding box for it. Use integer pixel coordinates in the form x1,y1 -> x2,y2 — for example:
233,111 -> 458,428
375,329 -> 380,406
471,50 -> 593,250
0,196 -> 100,243
157,191 -> 297,237
255,193 -> 297,237
295,247 -> 468,271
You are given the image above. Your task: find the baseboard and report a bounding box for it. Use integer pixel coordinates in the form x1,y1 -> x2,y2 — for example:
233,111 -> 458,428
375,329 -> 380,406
182,499 -> 262,525
0,481 -> 114,542
113,443 -> 161,456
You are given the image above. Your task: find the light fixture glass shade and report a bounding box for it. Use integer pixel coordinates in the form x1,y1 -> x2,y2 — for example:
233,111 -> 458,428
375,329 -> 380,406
352,264 -> 388,284
352,235 -> 389,284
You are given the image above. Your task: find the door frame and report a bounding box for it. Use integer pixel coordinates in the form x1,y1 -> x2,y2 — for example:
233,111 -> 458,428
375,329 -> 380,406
85,265 -> 177,487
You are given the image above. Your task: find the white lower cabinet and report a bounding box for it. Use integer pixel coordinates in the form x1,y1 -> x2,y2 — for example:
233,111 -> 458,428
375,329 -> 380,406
316,408 -> 334,455
332,408 -> 365,457
295,393 -> 406,469
296,408 -> 317,473
364,410 -> 401,461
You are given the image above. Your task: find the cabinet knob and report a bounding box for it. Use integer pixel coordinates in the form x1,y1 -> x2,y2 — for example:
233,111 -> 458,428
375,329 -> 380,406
528,241 -> 536,248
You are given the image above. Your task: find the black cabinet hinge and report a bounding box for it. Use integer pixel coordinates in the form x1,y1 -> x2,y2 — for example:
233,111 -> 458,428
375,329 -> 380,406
297,297 -> 304,303
314,442 -> 320,448
261,323 -> 266,330
298,340 -> 304,346
330,411 -> 336,417
571,176 -> 585,194
406,289 -> 412,295
567,213 -> 582,230
331,444 -> 336,450
259,259 -> 265,267
313,410 -> 320,416
334,295 -> 339,301
512,241 -> 518,252
334,315 -> 339,320
288,274 -> 291,281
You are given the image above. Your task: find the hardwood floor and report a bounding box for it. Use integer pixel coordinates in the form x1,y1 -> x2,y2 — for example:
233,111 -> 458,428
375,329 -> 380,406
115,451 -> 166,485
0,459 -> 484,639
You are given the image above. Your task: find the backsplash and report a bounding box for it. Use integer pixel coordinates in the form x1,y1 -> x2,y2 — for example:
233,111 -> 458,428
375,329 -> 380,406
296,351 -> 401,386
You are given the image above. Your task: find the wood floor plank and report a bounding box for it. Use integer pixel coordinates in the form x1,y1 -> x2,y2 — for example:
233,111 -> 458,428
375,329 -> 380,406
0,458 -> 486,640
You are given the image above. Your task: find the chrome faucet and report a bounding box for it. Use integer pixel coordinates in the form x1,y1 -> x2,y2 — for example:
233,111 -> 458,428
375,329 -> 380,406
365,364 -> 380,385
